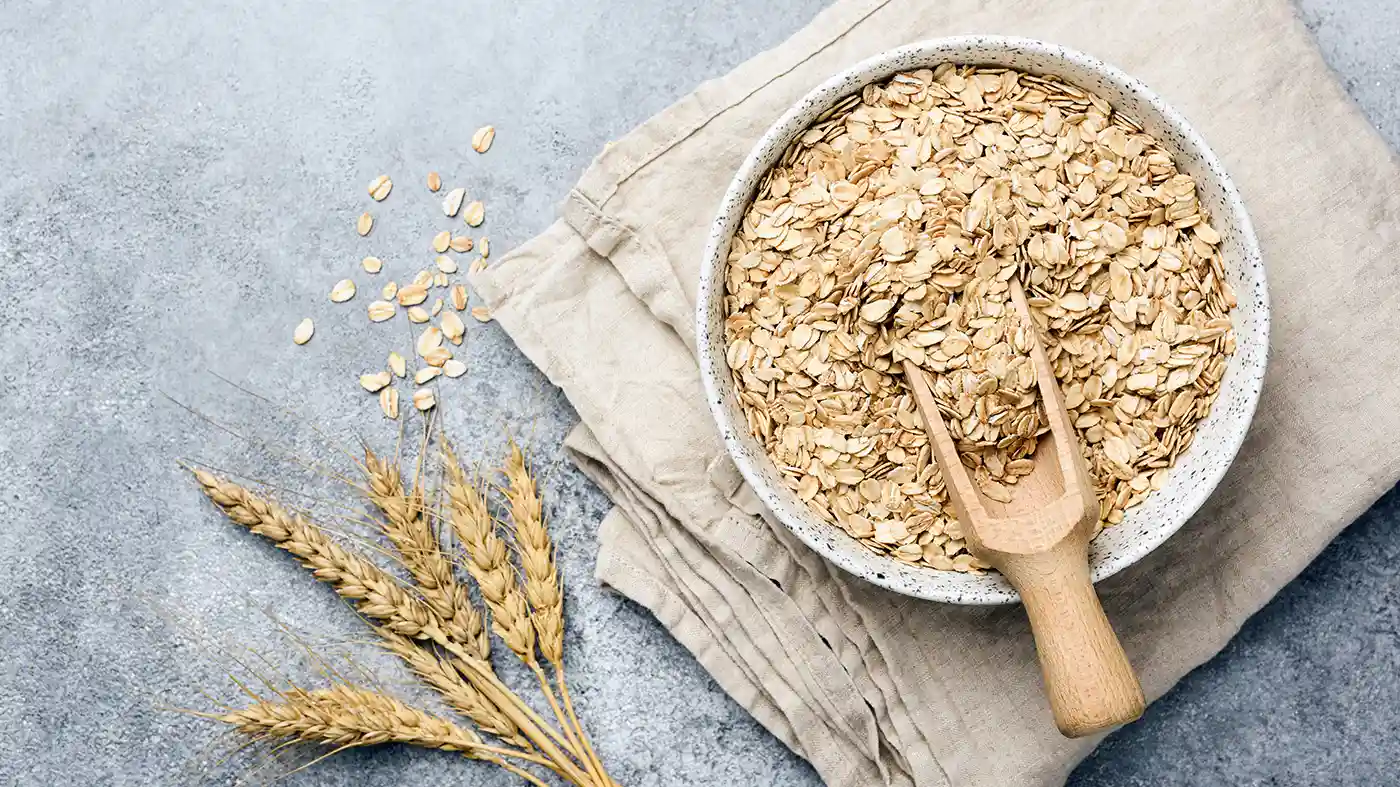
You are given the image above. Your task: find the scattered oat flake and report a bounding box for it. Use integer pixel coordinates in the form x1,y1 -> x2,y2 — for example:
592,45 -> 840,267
388,352 -> 406,378
293,318 -> 314,345
432,231 -> 451,253
413,388 -> 436,411
362,256 -> 383,274
470,306 -> 492,323
443,359 -> 467,378
416,327 -> 443,356
426,172 -> 442,192
379,387 -> 399,419
433,272 -> 449,288
415,367 -> 442,384
381,281 -> 398,300
440,310 -> 465,343
478,237 -> 489,258
424,346 -> 452,367
359,371 -> 391,392
368,175 -> 392,201
407,306 -> 430,323
330,279 -> 356,303
462,201 -> 484,227
442,188 -> 465,217
450,235 -> 473,253
436,255 -> 459,274
398,284 -> 429,306
431,298 -> 443,316
367,301 -> 395,322
356,212 -> 373,236
471,125 -> 495,153
469,257 -> 488,276
451,284 -> 468,311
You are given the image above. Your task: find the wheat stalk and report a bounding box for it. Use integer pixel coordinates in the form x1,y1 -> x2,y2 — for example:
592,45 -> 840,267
444,446 -> 608,784
364,450 -> 490,660
502,442 -> 615,787
442,446 -> 537,662
219,684 -> 551,787
194,470 -> 594,785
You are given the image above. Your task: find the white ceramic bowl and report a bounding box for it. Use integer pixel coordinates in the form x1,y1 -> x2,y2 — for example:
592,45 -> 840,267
696,37 -> 1269,604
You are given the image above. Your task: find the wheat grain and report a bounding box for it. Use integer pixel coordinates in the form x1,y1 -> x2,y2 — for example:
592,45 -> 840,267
502,443 -> 563,665
442,447 -> 537,663
363,452 -> 490,660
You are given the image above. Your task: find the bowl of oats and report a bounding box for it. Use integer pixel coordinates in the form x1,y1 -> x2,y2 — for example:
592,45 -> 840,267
696,37 -> 1269,604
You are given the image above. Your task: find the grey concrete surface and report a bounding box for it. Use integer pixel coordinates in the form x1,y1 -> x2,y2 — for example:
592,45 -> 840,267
0,1 -> 1396,785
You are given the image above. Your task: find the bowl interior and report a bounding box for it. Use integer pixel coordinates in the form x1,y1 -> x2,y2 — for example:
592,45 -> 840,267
696,37 -> 1268,604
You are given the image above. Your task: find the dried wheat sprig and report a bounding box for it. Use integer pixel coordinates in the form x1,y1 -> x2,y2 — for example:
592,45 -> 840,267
217,685 -> 551,787
502,442 -> 563,665
223,684 -> 483,752
194,471 -> 593,785
195,470 -> 444,641
377,630 -> 527,749
442,447 -> 536,662
499,443 -> 576,746
442,446 -> 603,785
501,443 -> 615,787
364,450 -> 490,660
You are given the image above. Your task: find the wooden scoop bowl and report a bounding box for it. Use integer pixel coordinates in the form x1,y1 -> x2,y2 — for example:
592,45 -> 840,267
902,279 -> 1145,738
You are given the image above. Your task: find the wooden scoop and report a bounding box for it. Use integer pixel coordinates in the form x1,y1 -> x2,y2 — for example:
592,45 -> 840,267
902,279 -> 1144,738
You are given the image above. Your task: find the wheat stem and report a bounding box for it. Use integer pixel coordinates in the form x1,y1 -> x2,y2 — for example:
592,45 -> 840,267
530,662 -> 588,774
499,761 -> 552,787
437,646 -> 588,779
557,665 -> 618,787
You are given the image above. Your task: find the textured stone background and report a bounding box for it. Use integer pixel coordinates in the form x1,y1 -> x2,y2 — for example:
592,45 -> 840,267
1,1 -> 1396,785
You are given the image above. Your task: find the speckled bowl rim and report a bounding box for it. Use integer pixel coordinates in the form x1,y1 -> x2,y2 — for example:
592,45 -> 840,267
696,36 -> 1269,605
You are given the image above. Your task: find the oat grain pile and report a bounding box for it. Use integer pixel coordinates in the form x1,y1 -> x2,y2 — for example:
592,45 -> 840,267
723,65 -> 1237,573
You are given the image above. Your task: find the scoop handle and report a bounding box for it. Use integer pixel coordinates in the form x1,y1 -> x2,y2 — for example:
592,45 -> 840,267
1001,545 -> 1145,738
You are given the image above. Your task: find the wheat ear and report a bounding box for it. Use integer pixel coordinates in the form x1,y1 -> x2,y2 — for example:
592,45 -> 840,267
377,630 -> 526,748
194,471 -> 592,784
195,470 -> 446,641
502,442 -> 563,664
364,450 -> 490,660
502,442 -> 615,787
219,684 -> 551,787
441,446 -> 536,662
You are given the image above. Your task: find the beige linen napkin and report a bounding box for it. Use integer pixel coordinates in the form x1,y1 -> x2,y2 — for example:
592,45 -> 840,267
471,0 -> 1400,784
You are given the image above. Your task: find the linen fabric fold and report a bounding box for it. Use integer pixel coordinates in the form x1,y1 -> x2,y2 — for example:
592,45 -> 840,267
471,0 -> 1400,783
